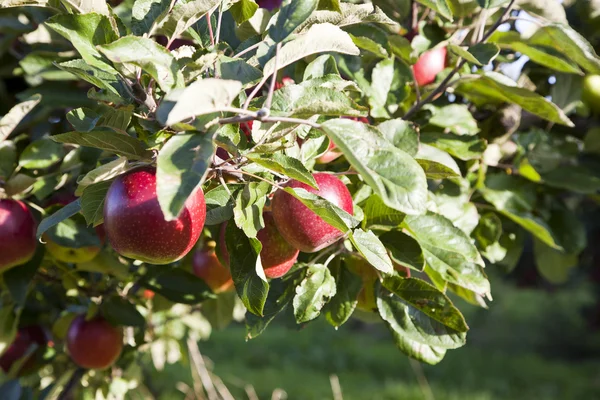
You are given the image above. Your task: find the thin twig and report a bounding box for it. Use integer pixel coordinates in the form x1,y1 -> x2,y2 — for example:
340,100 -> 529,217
206,12 -> 215,48
403,0 -> 516,121
265,42 -> 283,110
57,368 -> 85,400
330,375 -> 343,400
187,337 -> 218,400
234,41 -> 262,58
215,1 -> 224,46
411,1 -> 418,31
244,73 -> 272,110
210,373 -> 236,400
409,359 -> 435,400
245,385 -> 260,400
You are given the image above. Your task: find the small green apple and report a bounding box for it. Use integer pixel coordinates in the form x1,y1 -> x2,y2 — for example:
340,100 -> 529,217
582,75 -> 600,114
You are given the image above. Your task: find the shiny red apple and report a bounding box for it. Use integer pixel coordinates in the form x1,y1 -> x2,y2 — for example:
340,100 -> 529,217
219,212 -> 299,279
0,325 -> 49,375
271,173 -> 353,253
192,249 -> 234,293
103,167 -> 206,264
413,47 -> 447,86
67,315 -> 123,370
0,199 -> 37,272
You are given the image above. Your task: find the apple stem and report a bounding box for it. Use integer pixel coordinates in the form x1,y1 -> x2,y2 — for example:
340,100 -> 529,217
265,42 -> 283,110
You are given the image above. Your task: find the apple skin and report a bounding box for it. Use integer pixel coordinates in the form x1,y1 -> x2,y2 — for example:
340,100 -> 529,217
192,250 -> 234,293
582,75 -> 600,114
143,289 -> 155,300
257,0 -> 282,11
413,47 -> 447,86
103,167 -> 206,265
45,225 -> 105,263
67,315 -> 123,370
219,213 -> 300,279
0,199 -> 37,272
271,173 -> 354,253
0,325 -> 49,375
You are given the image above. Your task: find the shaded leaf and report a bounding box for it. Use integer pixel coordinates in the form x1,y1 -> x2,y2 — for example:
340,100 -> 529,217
52,131 -> 153,161
293,264 -> 336,323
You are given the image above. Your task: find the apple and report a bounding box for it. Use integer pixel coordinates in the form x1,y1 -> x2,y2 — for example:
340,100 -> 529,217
143,289 -> 155,300
192,249 -> 234,293
0,325 -> 49,375
219,212 -> 300,279
274,76 -> 295,91
257,0 -> 283,11
271,173 -> 354,253
103,167 -> 206,265
0,199 -> 37,272
67,315 -> 123,370
582,75 -> 600,114
45,225 -> 105,263
413,47 -> 447,87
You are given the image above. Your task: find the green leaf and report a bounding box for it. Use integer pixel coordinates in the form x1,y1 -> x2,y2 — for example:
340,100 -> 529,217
534,239 -> 578,284
293,264 -> 336,323
262,23 -> 359,76
80,180 -> 112,227
380,230 -> 425,271
60,0 -> 109,14
549,206 -> 586,255
57,59 -> 126,97
217,57 -> 262,87
541,165 -> 600,194
528,23 -> 600,74
101,297 -> 145,327
269,0 -> 318,43
424,104 -> 479,136
324,260 -> 362,328
317,0 -> 341,11
388,35 -> 417,65
156,133 -> 213,221
361,194 -> 405,230
157,0 -> 220,41
157,79 -> 242,126
19,138 -> 63,169
0,141 -> 17,180
511,43 -> 583,75
3,246 -> 44,306
403,212 -> 490,296
367,57 -> 394,118
247,153 -> 318,189
350,34 -> 388,58
201,292 -> 237,330
98,36 -> 183,93
477,0 -> 510,8
140,265 -> 216,304
0,95 -> 41,142
229,0 -> 259,24
267,85 -> 367,118
36,200 -> 81,241
76,157 -> 128,196
448,43 -> 499,66
67,108 -> 100,132
415,0 -> 453,21
350,229 -> 394,274
382,276 -> 468,332
420,131 -> 486,161
322,118 -> 428,215
376,291 -> 465,365
51,131 -> 153,161
204,184 -> 239,226
283,187 -> 360,233
416,143 -> 461,179
456,75 -> 574,127
46,213 -> 100,248
303,55 -> 340,80
299,3 -> 397,32
132,0 -> 171,36
377,119 -> 419,156
480,174 -> 559,249
246,276 -> 297,339
473,212 -> 502,249
45,13 -> 118,72
226,222 -> 269,316
233,182 -> 270,238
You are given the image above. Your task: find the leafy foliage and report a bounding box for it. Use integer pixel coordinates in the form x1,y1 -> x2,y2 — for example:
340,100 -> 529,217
1,0 -> 600,397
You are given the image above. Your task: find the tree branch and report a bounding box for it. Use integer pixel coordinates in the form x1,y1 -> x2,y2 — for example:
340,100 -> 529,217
403,0 -> 516,121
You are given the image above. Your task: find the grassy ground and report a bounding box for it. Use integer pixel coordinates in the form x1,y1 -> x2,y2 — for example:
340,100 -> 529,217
145,276 -> 600,400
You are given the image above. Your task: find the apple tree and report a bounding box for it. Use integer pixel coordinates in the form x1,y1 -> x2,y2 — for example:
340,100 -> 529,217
0,0 -> 599,397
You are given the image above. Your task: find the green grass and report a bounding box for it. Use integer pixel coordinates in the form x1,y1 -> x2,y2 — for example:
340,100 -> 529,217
145,276 -> 600,400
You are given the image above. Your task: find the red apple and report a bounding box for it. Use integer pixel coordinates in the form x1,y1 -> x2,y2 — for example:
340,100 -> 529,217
274,76 -> 295,90
413,47 -> 447,86
143,289 -> 155,300
66,315 -> 123,370
219,213 -> 300,279
103,167 -> 206,264
0,199 -> 37,272
271,173 -> 354,253
241,121 -> 253,139
192,250 -> 234,293
0,325 -> 49,375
